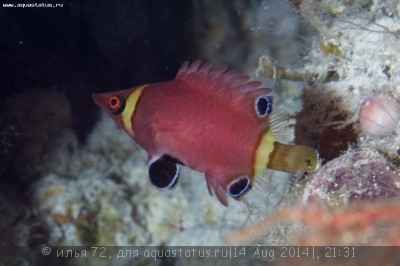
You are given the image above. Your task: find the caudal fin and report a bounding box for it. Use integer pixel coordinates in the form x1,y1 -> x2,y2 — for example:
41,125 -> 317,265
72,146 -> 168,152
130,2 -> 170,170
267,143 -> 320,173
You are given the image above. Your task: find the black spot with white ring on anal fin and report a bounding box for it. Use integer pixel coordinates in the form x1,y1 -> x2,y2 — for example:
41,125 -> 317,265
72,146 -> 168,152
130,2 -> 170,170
163,154 -> 185,166
255,95 -> 273,117
227,176 -> 252,199
148,154 -> 180,189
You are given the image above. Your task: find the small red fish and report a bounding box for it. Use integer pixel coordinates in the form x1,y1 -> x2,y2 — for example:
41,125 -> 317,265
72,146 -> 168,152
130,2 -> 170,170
93,61 -> 319,206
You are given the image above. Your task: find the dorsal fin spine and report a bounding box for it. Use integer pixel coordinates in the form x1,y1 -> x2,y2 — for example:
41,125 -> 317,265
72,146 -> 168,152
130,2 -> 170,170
186,60 -> 201,73
198,62 -> 213,74
175,60 -> 272,101
210,65 -> 228,77
176,61 -> 189,77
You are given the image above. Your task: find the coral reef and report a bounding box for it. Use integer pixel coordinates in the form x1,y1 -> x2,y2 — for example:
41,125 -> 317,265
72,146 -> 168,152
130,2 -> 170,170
301,151 -> 400,206
3,3 -> 400,265
233,0 -> 400,249
293,0 -> 400,158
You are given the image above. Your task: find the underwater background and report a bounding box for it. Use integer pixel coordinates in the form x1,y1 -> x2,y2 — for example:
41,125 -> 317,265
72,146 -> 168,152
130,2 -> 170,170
1,0 -> 400,264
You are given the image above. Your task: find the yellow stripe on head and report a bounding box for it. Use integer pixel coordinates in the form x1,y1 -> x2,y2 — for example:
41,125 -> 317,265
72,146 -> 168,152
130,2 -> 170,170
121,85 -> 147,135
254,130 -> 276,176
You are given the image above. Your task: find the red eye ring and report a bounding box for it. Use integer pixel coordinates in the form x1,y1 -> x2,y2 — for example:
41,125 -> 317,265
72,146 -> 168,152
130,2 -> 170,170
107,95 -> 125,115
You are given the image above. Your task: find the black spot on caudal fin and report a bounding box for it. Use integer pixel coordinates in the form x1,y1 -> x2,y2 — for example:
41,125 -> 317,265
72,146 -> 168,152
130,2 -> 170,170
227,176 -> 252,199
255,95 -> 273,117
148,154 -> 180,189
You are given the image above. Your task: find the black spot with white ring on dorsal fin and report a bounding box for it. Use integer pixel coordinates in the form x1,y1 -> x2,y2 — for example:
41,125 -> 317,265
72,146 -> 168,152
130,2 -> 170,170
148,154 -> 180,189
255,95 -> 273,117
227,176 -> 252,199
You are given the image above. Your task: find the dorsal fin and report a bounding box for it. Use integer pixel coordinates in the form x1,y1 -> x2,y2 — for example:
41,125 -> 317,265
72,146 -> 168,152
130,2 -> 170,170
176,60 -> 272,99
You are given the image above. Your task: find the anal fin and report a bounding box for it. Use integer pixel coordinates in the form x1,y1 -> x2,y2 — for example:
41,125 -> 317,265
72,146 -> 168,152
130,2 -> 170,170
205,173 -> 228,206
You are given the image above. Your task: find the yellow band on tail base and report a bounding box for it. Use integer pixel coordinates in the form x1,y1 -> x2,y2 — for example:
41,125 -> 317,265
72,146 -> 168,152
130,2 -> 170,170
254,131 -> 276,176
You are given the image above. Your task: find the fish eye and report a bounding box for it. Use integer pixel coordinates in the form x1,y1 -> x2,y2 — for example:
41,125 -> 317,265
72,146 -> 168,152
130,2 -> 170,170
227,176 -> 252,199
107,95 -> 125,115
255,96 -> 272,117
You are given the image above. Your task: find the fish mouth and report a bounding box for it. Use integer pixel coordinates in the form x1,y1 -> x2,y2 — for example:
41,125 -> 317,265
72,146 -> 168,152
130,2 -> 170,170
92,93 -> 108,107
